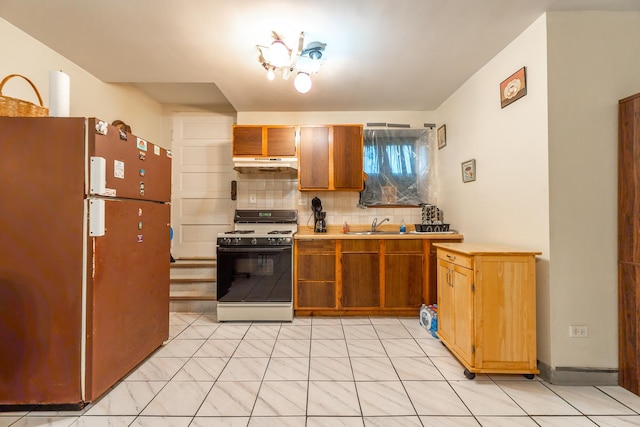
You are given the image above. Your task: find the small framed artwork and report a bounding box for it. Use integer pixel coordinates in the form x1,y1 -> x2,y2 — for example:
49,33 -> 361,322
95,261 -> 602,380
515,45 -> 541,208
437,124 -> 447,149
500,66 -> 527,108
461,159 -> 476,183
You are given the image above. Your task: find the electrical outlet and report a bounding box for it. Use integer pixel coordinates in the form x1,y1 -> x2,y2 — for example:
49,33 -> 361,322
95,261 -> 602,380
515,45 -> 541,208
569,325 -> 589,338
298,198 -> 306,206
249,194 -> 257,204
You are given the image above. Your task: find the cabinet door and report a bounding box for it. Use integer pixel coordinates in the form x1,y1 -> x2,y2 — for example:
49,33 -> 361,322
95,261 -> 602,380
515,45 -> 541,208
451,264 -> 474,366
437,259 -> 455,344
385,240 -> 423,307
299,126 -> 330,189
266,127 -> 296,157
342,253 -> 379,307
333,125 -> 363,190
437,259 -> 474,366
233,126 -> 263,156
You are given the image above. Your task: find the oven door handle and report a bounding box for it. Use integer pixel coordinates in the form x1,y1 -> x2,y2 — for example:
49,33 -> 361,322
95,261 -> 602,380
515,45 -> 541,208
217,246 -> 291,253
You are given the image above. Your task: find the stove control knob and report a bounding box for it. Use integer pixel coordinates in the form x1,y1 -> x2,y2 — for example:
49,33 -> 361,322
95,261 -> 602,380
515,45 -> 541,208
233,238 -> 241,245
222,237 -> 232,245
251,238 -> 257,245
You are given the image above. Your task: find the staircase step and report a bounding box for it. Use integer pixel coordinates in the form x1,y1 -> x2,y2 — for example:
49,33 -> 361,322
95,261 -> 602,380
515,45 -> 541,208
170,277 -> 215,283
171,291 -> 217,301
169,258 -> 218,313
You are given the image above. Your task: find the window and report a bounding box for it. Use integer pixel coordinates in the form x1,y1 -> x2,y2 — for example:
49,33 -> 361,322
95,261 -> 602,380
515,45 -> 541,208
359,128 -> 434,206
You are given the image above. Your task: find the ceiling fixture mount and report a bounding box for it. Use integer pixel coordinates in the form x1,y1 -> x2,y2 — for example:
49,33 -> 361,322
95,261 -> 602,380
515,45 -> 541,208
257,31 -> 326,94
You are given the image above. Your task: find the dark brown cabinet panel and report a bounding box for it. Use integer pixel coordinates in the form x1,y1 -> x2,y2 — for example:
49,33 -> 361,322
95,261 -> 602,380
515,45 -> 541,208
384,240 -> 424,307
385,253 -> 423,307
233,125 -> 296,157
333,125 -> 364,190
341,253 -> 380,307
619,92 -> 640,395
298,126 -> 330,189
266,127 -> 297,156
233,126 -> 263,156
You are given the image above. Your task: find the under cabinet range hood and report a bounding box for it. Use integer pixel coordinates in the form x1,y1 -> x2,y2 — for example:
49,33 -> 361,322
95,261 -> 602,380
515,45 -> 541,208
233,157 -> 298,174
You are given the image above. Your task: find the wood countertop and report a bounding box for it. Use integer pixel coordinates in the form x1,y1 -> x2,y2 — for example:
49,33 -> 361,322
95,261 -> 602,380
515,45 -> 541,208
433,242 -> 542,255
295,225 -> 463,240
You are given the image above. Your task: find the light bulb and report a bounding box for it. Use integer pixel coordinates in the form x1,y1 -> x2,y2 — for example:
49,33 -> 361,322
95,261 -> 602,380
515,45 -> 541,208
294,72 -> 312,93
269,40 -> 290,68
266,68 -> 275,80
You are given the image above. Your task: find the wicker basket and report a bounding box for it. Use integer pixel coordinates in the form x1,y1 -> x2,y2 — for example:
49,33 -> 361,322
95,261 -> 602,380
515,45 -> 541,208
0,74 -> 49,117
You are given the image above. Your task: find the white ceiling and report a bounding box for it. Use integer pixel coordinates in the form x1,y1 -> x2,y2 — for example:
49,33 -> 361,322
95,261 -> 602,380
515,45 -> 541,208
2,0 -> 639,112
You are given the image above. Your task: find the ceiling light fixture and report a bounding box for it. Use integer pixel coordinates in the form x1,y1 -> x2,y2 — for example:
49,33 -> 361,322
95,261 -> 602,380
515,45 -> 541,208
257,31 -> 326,94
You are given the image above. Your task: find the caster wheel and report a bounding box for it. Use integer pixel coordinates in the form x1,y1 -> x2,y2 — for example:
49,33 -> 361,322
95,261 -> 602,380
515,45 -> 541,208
464,369 -> 476,380
523,374 -> 535,380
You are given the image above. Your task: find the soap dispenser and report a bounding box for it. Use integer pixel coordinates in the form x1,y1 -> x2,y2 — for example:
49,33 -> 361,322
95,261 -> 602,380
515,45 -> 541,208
400,219 -> 407,233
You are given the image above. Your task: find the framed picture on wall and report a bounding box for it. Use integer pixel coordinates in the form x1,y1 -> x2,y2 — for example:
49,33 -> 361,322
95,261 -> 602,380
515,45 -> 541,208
437,124 -> 446,149
500,66 -> 527,108
461,159 -> 476,183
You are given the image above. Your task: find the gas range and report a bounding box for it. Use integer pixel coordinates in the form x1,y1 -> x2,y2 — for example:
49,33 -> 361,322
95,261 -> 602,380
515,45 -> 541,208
216,209 -> 298,322
217,209 -> 298,246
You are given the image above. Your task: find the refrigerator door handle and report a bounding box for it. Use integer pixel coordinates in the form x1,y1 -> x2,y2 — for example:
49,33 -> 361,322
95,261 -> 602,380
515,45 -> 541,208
90,156 -> 106,195
89,199 -> 106,236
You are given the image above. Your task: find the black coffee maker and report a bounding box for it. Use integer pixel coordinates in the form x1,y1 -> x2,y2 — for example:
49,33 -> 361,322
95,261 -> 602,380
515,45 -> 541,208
311,196 -> 327,233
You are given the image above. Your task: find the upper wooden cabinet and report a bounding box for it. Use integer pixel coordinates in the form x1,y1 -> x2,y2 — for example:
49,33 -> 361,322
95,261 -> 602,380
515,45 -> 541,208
232,125 -> 297,157
298,124 -> 364,191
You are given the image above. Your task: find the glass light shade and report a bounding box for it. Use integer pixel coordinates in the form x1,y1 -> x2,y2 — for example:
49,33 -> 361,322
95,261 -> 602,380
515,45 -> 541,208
294,72 -> 312,94
266,68 -> 275,80
269,40 -> 290,67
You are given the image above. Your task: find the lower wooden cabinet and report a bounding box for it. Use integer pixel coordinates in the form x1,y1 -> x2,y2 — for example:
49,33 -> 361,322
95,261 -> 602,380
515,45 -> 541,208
435,242 -> 541,379
342,240 -> 380,308
385,240 -> 424,308
295,237 -> 461,316
295,240 -> 336,309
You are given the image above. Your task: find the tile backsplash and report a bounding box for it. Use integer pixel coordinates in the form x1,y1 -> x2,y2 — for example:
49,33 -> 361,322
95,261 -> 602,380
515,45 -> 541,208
236,173 -> 422,228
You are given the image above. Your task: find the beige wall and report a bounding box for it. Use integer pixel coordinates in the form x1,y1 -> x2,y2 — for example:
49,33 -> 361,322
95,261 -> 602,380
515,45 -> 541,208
0,18 -> 165,145
436,15 -> 552,364
546,11 -> 640,368
437,11 -> 640,374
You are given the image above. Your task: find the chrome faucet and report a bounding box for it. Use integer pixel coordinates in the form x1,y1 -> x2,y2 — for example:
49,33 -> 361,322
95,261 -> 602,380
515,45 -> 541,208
371,217 -> 390,232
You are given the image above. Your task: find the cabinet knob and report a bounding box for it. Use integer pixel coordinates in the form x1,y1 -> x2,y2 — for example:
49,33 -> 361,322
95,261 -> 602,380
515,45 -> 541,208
446,254 -> 456,261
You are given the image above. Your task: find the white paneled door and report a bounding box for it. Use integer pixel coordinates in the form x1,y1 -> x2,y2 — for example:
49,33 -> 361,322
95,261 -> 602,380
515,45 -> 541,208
171,113 -> 236,258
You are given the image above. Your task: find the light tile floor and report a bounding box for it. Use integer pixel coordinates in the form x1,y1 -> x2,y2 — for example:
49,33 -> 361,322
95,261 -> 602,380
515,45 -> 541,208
2,313 -> 640,426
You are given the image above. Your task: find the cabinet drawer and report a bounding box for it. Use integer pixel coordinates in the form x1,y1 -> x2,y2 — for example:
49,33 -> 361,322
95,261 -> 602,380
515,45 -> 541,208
437,248 -> 473,269
385,239 -> 423,252
297,240 -> 335,252
342,239 -> 379,252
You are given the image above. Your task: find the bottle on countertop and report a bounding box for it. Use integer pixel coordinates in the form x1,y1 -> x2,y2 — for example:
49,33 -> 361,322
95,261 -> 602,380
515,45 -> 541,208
400,219 -> 407,233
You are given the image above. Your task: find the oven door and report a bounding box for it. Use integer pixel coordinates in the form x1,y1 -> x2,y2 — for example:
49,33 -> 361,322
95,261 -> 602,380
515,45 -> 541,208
216,245 -> 292,303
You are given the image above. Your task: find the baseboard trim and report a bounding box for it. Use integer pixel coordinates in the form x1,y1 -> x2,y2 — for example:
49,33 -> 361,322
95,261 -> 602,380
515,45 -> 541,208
537,360 -> 618,385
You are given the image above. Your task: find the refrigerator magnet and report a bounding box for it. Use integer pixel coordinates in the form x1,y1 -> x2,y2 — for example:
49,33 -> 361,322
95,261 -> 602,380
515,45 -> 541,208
95,120 -> 108,135
114,160 -> 125,179
118,130 -> 128,141
166,150 -> 172,158
137,234 -> 144,243
138,208 -> 143,217
139,151 -> 146,161
139,168 -> 145,177
138,221 -> 143,230
136,137 -> 148,151
139,181 -> 145,196
154,145 -> 160,156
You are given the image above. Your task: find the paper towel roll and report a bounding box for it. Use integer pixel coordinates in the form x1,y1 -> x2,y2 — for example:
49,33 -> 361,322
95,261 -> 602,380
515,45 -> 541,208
49,70 -> 70,117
